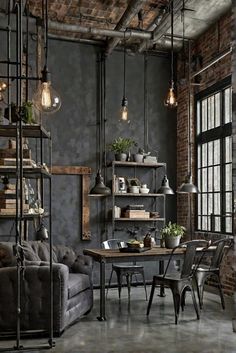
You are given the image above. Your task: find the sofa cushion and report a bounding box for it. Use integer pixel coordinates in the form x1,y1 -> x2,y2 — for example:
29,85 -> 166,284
0,242 -> 16,267
68,273 -> 90,299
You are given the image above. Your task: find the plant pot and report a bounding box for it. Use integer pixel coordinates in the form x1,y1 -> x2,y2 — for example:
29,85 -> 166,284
115,153 -> 127,161
134,153 -> 143,163
164,235 -> 181,249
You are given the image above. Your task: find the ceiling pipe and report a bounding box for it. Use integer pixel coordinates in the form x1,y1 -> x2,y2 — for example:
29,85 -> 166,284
105,0 -> 147,55
152,0 -> 191,44
48,19 -> 152,40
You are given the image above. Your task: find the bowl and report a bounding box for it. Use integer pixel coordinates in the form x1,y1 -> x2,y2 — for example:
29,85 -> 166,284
140,188 -> 149,194
127,241 -> 143,248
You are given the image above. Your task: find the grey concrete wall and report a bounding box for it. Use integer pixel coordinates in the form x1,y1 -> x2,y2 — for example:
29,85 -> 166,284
43,39 -> 177,284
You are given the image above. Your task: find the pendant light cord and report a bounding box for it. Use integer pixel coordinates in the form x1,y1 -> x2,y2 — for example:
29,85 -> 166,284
188,40 -> 191,176
44,0 -> 48,67
170,0 -> 174,84
123,31 -> 126,97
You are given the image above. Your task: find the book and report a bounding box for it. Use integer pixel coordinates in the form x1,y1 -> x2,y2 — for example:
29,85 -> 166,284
0,158 -> 33,166
124,210 -> 150,219
0,148 -> 31,159
126,204 -> 144,210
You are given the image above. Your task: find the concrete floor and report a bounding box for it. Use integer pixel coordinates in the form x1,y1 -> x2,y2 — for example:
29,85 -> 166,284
1,286 -> 235,353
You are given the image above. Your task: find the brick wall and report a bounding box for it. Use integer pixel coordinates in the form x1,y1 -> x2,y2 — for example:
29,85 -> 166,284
177,10 -> 236,296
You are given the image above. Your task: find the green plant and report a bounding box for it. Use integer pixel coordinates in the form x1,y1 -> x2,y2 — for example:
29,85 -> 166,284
22,101 -> 35,124
160,222 -> 185,238
107,137 -> 136,154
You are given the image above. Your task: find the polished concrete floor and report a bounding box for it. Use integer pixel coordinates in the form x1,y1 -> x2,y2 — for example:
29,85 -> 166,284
1,286 -> 235,353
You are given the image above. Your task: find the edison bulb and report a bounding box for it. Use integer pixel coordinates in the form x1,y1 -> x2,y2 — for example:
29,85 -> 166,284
164,81 -> 178,108
119,96 -> 130,124
33,66 -> 61,114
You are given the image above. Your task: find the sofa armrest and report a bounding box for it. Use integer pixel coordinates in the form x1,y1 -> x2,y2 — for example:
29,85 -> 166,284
0,263 -> 69,333
71,254 -> 93,277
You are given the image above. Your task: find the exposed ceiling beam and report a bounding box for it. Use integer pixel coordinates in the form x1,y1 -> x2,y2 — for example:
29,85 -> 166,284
105,0 -> 147,56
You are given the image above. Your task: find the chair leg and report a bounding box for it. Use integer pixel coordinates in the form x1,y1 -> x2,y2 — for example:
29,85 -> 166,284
216,275 -> 225,310
194,274 -> 203,310
181,287 -> 188,311
146,278 -> 156,316
126,274 -> 131,301
140,269 -> 148,301
190,286 -> 200,320
171,291 -> 180,325
106,268 -> 114,299
116,269 -> 123,299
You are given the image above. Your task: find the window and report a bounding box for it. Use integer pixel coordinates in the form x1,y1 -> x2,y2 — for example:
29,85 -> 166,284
196,78 -> 232,234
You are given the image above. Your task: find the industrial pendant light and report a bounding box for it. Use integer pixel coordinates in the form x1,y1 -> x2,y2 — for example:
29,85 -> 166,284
90,169 -> 111,196
157,174 -> 174,195
33,0 -> 61,114
178,41 -> 198,193
164,0 -> 177,108
119,32 -> 130,124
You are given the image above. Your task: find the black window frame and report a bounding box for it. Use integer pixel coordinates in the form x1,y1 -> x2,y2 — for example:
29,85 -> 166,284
195,76 -> 232,234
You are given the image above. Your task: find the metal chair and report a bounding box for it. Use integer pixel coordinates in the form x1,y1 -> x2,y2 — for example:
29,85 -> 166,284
194,238 -> 233,310
146,239 -> 209,324
102,239 -> 147,301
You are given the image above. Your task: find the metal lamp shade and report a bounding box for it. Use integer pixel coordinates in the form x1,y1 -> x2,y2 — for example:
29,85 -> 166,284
157,175 -> 174,195
90,170 -> 111,195
178,175 -> 198,193
36,224 -> 49,240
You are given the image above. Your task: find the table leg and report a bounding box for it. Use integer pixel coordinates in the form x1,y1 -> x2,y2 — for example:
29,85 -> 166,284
97,259 -> 106,321
159,260 -> 166,297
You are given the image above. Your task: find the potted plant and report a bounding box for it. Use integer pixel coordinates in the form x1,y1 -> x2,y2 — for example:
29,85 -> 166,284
108,137 -> 136,161
160,221 -> 185,249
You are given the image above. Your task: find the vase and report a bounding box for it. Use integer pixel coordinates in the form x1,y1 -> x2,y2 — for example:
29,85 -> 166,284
164,235 -> 181,249
134,153 -> 143,163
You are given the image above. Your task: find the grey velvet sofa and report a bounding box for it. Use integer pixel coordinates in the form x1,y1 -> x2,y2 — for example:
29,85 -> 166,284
0,241 -> 93,335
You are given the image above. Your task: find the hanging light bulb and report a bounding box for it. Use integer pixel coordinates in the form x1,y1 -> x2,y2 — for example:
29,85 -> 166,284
120,96 -> 129,123
164,80 -> 178,108
33,66 -> 61,114
0,81 -> 7,102
119,31 -> 130,124
164,0 -> 178,109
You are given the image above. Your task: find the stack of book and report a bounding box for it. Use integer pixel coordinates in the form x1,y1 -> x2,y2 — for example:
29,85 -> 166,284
0,185 -> 29,215
124,204 -> 150,219
0,147 -> 32,168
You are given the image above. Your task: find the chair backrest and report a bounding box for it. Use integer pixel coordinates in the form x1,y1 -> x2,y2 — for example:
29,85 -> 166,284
163,240 -> 209,279
210,238 -> 233,269
101,239 -> 126,249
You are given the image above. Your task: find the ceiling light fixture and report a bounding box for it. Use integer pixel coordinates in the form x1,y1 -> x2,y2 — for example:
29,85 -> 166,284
119,31 -> 130,124
164,0 -> 177,108
33,0 -> 61,114
157,174 -> 174,195
0,81 -> 7,101
90,169 -> 111,196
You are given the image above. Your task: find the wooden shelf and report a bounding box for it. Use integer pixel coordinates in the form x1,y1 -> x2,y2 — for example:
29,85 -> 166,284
109,161 -> 165,168
0,124 -> 51,139
0,212 -> 49,219
114,218 -> 165,222
113,193 -> 164,197
0,167 -> 51,178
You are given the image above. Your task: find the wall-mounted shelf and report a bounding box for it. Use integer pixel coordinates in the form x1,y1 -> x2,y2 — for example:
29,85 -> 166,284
113,193 -> 165,197
109,161 -> 165,168
0,124 -> 51,139
114,218 -> 165,222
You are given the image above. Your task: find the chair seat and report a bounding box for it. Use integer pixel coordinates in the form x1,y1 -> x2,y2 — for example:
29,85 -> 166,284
196,265 -> 219,273
112,264 -> 143,270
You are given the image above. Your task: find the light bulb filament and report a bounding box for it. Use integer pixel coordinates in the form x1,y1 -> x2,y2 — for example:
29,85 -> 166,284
41,82 -> 52,108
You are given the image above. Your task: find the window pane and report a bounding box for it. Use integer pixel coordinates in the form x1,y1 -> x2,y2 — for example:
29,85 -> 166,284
208,96 -> 215,130
225,164 -> 232,191
214,166 -> 220,191
197,101 -> 200,134
202,194 -> 207,215
208,167 -> 213,192
202,143 -> 207,167
208,193 -> 213,215
202,99 -> 207,132
226,217 -> 232,233
214,217 -> 221,232
225,192 -> 232,213
224,87 -> 232,124
214,139 -> 220,164
202,168 -> 207,192
214,193 -> 220,214
198,216 -> 201,229
208,141 -> 213,166
197,145 -> 201,168
215,92 -> 220,127
202,216 -> 208,230
225,136 -> 232,163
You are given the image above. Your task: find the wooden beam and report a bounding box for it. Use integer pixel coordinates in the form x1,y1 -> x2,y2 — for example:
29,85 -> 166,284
51,166 -> 92,175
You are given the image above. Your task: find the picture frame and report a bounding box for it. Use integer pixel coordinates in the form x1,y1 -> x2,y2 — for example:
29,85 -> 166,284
126,177 -> 141,188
